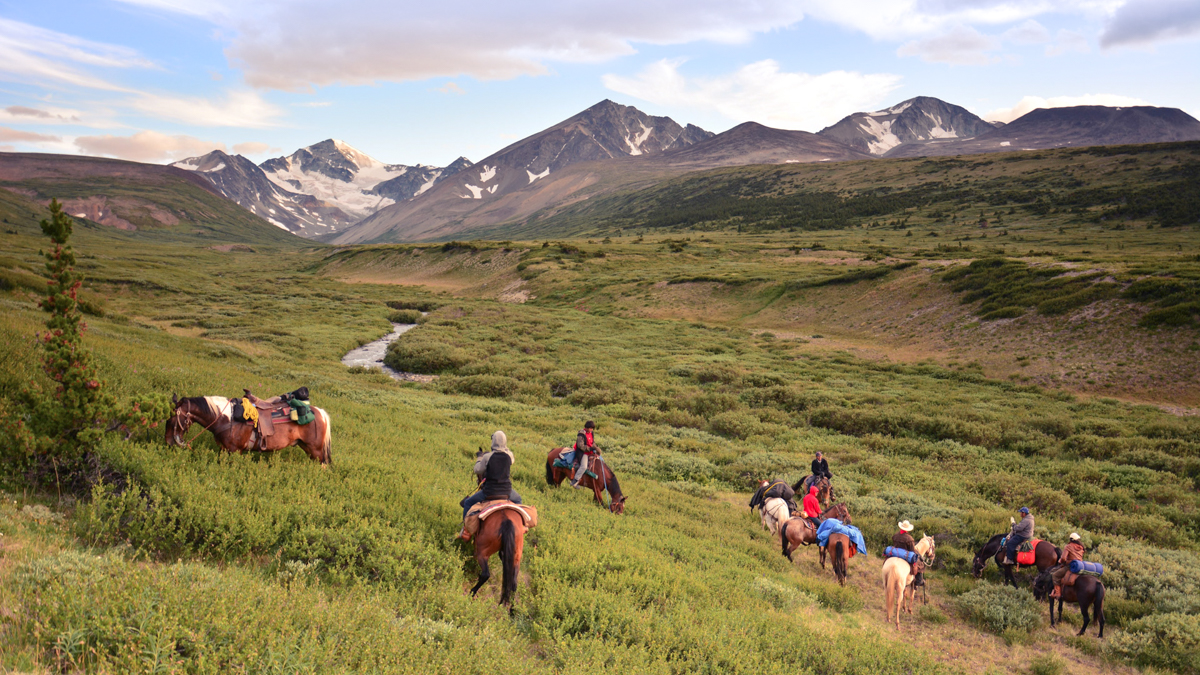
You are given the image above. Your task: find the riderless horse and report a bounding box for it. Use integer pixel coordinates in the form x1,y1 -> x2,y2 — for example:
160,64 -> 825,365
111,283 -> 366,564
829,533 -> 852,587
1033,568 -> 1106,638
780,502 -> 852,570
760,497 -> 791,536
971,533 -> 1060,588
882,534 -> 936,631
545,447 -> 626,514
165,394 -> 332,466
470,507 -> 526,608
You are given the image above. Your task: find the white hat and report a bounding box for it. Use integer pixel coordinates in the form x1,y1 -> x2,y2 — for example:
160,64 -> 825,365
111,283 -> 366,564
898,520 -> 914,532
1069,532 -> 1081,541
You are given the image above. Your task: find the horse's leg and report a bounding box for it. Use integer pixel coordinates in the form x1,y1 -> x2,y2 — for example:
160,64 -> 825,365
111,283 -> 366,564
819,546 -> 826,570
1078,600 -> 1090,637
470,557 -> 491,597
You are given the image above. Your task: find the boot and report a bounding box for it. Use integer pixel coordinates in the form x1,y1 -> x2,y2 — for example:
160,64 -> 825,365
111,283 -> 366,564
458,515 -> 480,541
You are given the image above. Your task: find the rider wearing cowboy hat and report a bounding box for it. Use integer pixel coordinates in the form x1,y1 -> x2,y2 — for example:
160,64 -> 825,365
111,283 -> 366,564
893,520 -> 926,585
1051,532 -> 1086,599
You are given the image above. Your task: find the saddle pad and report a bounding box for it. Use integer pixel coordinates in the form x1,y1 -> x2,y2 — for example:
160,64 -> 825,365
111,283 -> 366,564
884,547 -> 920,564
1016,539 -> 1041,566
553,451 -> 574,469
1069,560 -> 1104,576
478,501 -> 537,527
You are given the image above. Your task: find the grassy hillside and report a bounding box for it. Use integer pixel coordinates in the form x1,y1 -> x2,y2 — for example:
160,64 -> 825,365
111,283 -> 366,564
2,157 -> 1199,673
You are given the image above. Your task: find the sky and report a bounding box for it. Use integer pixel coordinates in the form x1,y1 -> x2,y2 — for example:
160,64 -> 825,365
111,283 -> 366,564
1,0 -> 1198,167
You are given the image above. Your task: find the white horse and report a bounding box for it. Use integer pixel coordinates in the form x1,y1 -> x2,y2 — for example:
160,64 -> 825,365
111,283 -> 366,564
882,534 -> 936,631
761,498 -> 791,536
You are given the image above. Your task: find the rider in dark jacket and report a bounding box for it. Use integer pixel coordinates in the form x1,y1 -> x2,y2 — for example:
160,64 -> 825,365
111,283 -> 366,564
1006,507 -> 1034,564
811,452 -> 832,481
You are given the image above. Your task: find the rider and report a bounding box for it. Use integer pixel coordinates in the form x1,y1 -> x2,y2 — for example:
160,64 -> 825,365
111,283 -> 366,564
570,420 -> 598,488
811,451 -> 832,482
802,486 -> 821,535
459,431 -> 521,538
1005,507 -> 1034,565
1050,532 -> 1086,599
892,520 -> 916,552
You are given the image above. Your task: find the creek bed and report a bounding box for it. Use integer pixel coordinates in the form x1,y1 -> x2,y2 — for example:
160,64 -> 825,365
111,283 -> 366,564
341,323 -> 435,382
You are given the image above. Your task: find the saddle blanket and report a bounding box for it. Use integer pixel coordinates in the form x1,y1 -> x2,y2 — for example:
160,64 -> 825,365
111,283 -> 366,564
1069,560 -> 1104,577
1016,539 -> 1041,566
816,519 -> 867,558
553,452 -> 598,478
884,547 -> 921,564
477,500 -> 538,528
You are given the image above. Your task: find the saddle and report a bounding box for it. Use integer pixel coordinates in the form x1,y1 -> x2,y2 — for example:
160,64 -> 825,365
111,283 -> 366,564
242,388 -> 315,437
460,499 -> 538,541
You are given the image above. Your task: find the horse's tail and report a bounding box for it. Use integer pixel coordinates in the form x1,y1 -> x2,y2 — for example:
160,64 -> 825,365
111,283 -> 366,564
545,454 -> 555,485
318,407 -> 333,466
835,541 -> 846,579
499,518 -> 518,605
781,520 -> 791,558
1093,579 -> 1106,623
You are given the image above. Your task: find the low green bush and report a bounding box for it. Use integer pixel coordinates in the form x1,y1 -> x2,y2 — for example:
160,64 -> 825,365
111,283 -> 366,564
1028,654 -> 1065,675
918,605 -> 948,624
1106,612 -> 1200,674
387,309 -> 423,324
957,584 -> 1042,635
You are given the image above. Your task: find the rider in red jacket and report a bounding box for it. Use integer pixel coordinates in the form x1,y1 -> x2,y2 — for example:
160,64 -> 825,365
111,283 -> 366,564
802,486 -> 821,531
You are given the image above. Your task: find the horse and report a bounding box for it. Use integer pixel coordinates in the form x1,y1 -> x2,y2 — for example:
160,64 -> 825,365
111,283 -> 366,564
829,533 -> 851,586
761,497 -> 791,536
781,502 -> 852,569
971,533 -> 1060,588
545,447 -> 626,514
469,508 -> 526,607
792,475 -> 835,508
882,534 -> 936,631
1033,568 -> 1106,638
165,394 -> 332,466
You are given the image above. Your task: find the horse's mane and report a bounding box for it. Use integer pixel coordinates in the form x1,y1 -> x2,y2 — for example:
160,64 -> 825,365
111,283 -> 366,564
603,460 -> 622,497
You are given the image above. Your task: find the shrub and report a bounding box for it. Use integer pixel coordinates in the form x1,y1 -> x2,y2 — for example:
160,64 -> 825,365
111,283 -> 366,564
440,375 -> 521,399
384,338 -> 474,374
709,411 -> 762,439
1028,654 -> 1065,675
386,299 -> 440,312
387,309 -> 423,324
981,306 -> 1025,320
918,605 -> 948,624
1106,612 -> 1200,674
957,584 -> 1042,635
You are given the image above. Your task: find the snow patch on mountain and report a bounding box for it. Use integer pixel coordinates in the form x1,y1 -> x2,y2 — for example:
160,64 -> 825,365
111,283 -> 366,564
624,122 -> 653,156
858,117 -> 902,155
527,167 -> 550,183
463,184 -> 484,199
479,165 -> 496,182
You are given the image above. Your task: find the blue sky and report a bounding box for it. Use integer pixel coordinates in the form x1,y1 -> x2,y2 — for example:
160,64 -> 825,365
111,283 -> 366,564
1,0 -> 1198,167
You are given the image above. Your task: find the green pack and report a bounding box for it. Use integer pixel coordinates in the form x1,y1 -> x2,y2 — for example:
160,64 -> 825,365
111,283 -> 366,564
288,399 -> 316,425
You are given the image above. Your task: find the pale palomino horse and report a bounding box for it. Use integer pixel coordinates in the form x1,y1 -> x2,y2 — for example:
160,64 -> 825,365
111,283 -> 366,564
761,498 -> 791,536
882,534 -> 936,631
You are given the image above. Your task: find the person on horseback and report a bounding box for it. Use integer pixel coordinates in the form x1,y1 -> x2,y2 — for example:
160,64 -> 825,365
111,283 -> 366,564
812,451 -> 832,482
458,431 -> 522,539
892,519 -> 926,586
1005,507 -> 1034,565
570,420 -> 598,488
1050,532 -> 1086,599
802,485 -> 821,534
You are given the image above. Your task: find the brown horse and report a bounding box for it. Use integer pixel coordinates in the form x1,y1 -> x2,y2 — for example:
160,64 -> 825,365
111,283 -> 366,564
470,509 -> 526,607
829,533 -> 852,586
1033,568 -> 1106,638
545,447 -> 626,514
165,395 -> 332,466
780,502 -> 851,569
972,534 -> 1060,588
791,475 -> 835,508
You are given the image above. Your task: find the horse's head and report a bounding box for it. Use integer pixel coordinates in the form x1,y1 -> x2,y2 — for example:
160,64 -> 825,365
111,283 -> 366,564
164,394 -> 194,446
918,533 -> 936,563
1031,570 -> 1052,600
971,553 -> 986,578
610,495 -> 627,515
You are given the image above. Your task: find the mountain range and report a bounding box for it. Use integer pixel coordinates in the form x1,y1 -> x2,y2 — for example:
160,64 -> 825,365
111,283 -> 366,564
49,95 -> 1200,243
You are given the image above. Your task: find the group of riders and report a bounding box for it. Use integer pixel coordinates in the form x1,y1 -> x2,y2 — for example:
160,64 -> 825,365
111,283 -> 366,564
457,427 -> 1088,605
751,452 -> 1088,602
457,421 -> 600,540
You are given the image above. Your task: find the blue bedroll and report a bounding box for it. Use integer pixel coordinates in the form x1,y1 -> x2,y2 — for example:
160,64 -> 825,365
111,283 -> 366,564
884,546 -> 920,564
1069,560 -> 1104,576
816,519 -> 868,556
553,451 -> 575,469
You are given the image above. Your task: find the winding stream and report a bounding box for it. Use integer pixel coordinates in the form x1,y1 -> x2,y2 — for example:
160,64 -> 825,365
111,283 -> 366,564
341,323 -> 434,382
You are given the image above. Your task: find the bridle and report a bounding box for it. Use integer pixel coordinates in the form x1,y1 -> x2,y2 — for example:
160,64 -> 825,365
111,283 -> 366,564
170,400 -> 227,447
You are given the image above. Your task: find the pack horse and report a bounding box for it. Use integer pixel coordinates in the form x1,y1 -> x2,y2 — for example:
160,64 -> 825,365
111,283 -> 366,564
165,389 -> 332,466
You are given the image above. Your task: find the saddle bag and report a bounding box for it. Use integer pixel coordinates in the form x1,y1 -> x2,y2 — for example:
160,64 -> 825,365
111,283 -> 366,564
884,546 -> 921,565
287,399 -> 315,425
1069,560 -> 1104,577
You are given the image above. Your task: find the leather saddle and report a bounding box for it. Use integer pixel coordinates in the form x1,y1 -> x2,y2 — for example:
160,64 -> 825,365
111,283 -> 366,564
243,389 -> 294,437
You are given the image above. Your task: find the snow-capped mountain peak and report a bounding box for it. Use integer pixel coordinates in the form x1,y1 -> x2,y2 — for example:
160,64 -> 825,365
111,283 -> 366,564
818,96 -> 995,157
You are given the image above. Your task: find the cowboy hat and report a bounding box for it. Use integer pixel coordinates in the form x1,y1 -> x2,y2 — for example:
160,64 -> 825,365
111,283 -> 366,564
1069,532 -> 1081,541
898,520 -> 914,532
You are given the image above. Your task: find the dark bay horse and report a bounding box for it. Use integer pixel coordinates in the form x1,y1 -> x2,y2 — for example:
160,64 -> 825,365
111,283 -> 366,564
546,447 -> 626,514
470,508 -> 526,607
792,475 -> 835,508
829,533 -> 851,586
781,502 -> 851,569
1033,569 -> 1105,637
972,534 -> 1060,588
165,395 -> 332,466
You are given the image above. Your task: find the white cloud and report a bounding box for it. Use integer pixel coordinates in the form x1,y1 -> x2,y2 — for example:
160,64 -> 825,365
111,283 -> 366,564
1101,0 -> 1200,48
1046,29 -> 1091,55
0,126 -> 62,144
75,131 -> 227,163
983,93 -> 1151,122
1,105 -> 82,124
897,25 -> 1002,64
438,82 -> 466,95
0,17 -> 151,91
1003,19 -> 1051,44
603,59 -> 902,131
232,141 -> 279,155
114,0 -> 808,89
130,89 -> 283,127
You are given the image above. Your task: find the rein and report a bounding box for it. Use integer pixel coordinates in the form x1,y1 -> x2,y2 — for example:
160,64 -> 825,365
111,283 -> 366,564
177,400 -> 229,448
